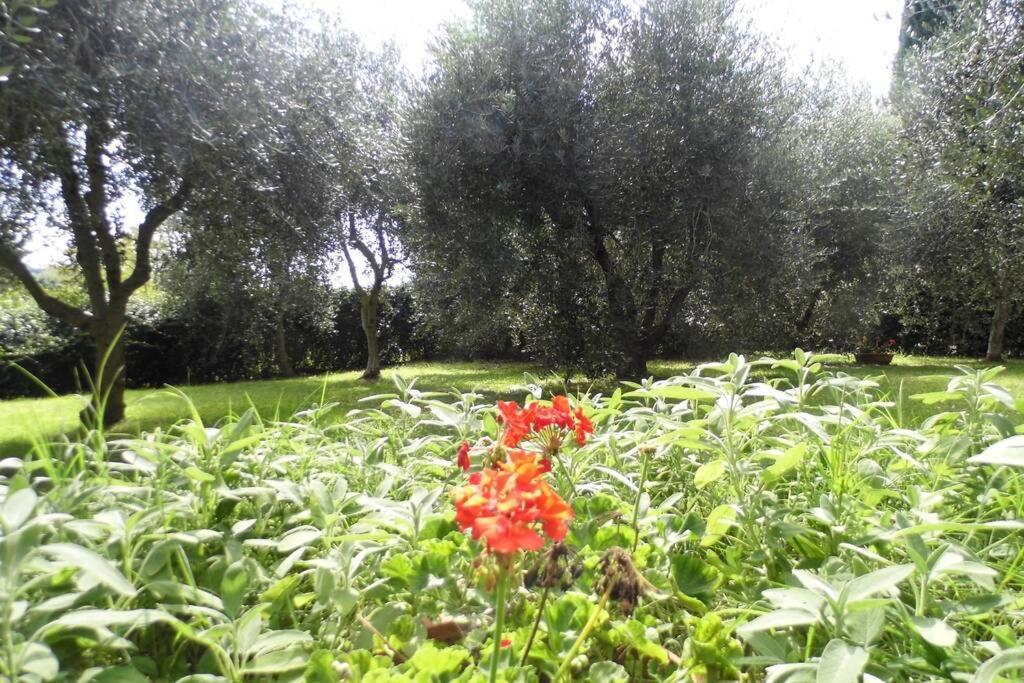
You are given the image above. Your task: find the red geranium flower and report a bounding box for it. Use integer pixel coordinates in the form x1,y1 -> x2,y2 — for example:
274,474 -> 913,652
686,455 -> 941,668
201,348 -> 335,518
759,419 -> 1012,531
457,441 -> 471,471
497,400 -> 533,447
452,451 -> 573,555
496,397 -> 594,447
573,408 -> 594,446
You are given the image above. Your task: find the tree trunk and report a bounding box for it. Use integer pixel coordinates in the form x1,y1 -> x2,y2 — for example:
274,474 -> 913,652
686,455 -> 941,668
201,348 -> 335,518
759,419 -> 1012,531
82,309 -> 127,427
986,297 -> 1011,361
361,293 -> 381,380
620,347 -> 649,379
794,288 -> 824,345
274,308 -> 295,378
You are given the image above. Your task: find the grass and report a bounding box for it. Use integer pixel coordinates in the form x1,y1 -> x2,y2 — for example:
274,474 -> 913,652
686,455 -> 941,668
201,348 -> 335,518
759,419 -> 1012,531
0,361 -> 537,456
2,354 -> 1022,456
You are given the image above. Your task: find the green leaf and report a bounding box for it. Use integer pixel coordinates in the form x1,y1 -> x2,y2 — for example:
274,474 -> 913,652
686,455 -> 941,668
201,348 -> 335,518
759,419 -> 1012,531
968,436 -> 1024,468
15,642 -> 58,680
762,444 -> 809,483
184,466 -> 216,483
911,391 -> 965,405
816,639 -> 868,683
40,543 -> 136,597
846,564 -> 915,602
626,385 -> 715,401
304,650 -> 341,683
670,555 -> 721,598
221,561 -> 249,619
1,487 -> 37,529
88,666 -> 149,683
694,459 -> 726,489
276,526 -> 322,553
405,642 -> 470,675
589,661 -> 629,682
248,630 -> 314,657
736,609 -> 819,637
242,648 -> 310,675
701,504 -> 737,547
910,616 -> 957,648
972,647 -> 1024,683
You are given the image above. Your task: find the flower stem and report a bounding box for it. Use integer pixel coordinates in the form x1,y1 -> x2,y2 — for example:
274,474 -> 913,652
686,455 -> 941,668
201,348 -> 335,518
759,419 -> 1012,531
553,583 -> 613,682
520,584 -> 550,667
632,447 -> 651,552
489,560 -> 510,683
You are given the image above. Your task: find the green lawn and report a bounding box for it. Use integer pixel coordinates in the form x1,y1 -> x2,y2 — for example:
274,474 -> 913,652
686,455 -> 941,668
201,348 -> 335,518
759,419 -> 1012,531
2,355 -> 1022,456
0,361 -> 538,456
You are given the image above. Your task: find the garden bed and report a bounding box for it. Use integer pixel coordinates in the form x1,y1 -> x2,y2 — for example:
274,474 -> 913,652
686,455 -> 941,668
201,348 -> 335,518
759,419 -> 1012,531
2,352 -> 1023,681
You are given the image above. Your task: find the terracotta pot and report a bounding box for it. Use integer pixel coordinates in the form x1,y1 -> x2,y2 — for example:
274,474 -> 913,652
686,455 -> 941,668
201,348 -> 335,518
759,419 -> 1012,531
854,352 -> 894,365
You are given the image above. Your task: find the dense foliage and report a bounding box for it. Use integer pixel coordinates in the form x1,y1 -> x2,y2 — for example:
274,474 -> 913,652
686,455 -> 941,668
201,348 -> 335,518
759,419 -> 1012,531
2,0 -> 1022,407
406,0 -> 832,377
4,352 -> 1024,680
0,0 -> 262,422
892,0 -> 1024,361
0,286 -> 435,398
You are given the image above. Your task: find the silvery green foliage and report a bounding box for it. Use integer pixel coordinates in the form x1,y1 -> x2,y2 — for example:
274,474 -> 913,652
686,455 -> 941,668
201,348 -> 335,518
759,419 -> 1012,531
1,351 -> 1023,680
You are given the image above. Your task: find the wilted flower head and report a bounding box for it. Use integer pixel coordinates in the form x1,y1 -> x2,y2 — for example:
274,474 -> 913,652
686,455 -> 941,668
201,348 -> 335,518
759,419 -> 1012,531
524,542 -> 582,590
596,546 -> 644,614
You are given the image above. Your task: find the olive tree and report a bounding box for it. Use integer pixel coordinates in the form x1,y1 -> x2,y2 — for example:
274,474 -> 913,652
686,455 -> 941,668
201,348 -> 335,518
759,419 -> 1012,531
175,12 -> 407,381
0,0 -> 253,424
407,0 -> 792,376
894,0 -> 1024,360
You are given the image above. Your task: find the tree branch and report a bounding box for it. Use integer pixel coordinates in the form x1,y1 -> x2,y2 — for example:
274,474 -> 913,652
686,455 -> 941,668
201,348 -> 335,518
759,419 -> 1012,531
641,281 -> 692,348
370,216 -> 391,295
83,113 -> 122,289
341,211 -> 366,296
0,242 -> 92,329
51,131 -> 108,314
347,211 -> 384,288
121,177 -> 193,296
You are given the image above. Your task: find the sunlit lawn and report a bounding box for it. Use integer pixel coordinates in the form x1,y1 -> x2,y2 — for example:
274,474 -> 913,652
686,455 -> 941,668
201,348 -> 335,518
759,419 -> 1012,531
2,354 -> 1022,456
0,361 -> 538,456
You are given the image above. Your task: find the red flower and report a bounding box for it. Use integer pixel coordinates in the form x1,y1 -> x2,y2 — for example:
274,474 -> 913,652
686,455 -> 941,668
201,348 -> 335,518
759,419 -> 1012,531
496,397 -> 593,447
497,401 -> 532,447
573,408 -> 594,446
452,451 -> 573,555
457,442 -> 471,471
501,639 -> 512,649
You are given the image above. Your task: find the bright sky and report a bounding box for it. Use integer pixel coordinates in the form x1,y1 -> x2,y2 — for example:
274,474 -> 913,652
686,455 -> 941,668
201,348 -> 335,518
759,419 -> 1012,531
327,0 -> 904,99
24,0 -> 904,273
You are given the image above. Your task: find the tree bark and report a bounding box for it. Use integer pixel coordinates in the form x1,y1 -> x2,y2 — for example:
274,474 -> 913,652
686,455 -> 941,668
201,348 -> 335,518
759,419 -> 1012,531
794,287 -> 824,346
82,306 -> 127,427
274,308 -> 295,378
986,297 -> 1011,361
361,293 -> 381,380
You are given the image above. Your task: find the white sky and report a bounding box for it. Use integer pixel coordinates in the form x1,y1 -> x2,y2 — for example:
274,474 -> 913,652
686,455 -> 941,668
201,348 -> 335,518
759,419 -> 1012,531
24,0 -> 904,274
327,0 -> 904,99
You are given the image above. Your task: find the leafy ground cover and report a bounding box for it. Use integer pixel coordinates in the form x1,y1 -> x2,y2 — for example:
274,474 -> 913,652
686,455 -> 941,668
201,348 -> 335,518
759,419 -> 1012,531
3,356 -> 1023,457
2,351 -> 1024,681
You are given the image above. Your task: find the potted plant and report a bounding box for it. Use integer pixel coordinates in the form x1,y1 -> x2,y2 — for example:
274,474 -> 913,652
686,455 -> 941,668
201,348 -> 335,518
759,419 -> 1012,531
854,336 -> 898,365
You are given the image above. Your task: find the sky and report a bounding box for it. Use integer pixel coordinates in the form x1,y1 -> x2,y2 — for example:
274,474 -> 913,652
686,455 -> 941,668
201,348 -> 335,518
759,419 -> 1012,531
24,0 -> 905,273
329,0 -> 905,99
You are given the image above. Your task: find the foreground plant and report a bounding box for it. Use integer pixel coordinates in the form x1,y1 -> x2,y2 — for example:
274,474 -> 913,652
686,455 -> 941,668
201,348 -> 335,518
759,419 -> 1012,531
3,356 -> 1024,681
452,396 -> 583,681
